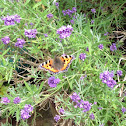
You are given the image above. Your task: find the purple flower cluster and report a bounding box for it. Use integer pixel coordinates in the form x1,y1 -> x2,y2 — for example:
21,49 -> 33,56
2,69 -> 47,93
104,32 -> 108,36
2,14 -> 21,25
99,124 -> 104,126
55,2 -> 59,8
1,36 -> 10,44
91,19 -> 94,24
117,70 -> 122,76
13,97 -> 21,104
100,71 -> 116,89
57,25 -> 73,39
79,53 -> 86,61
21,104 -> 33,120
70,19 -> 74,24
70,92 -> 92,112
1,96 -> 21,105
1,97 -> 10,105
54,115 -> 60,122
15,38 -> 25,48
122,107 -> 126,113
48,76 -> 60,88
110,43 -> 117,51
59,108 -> 65,114
98,107 -> 103,110
44,33 -> 48,37
91,8 -> 96,13
25,29 -> 37,38
47,13 -> 53,19
86,47 -> 89,52
89,113 -> 95,120
80,75 -> 87,80
98,44 -> 104,50
62,7 -> 76,16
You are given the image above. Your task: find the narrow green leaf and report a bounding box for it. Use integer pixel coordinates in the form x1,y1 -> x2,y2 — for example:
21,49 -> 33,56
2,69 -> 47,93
38,81 -> 44,93
24,81 -> 33,94
16,109 -> 20,122
33,1 -> 42,9
2,48 -> 10,56
24,0 -> 30,6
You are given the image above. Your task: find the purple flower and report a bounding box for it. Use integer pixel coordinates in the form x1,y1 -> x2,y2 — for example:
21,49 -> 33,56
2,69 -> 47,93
80,76 -> 84,80
91,8 -> 96,13
94,102 -> 97,105
122,107 -> 126,113
47,13 -> 53,19
110,43 -> 117,51
80,75 -> 87,80
117,70 -> 122,76
57,25 -> 73,39
54,115 -> 60,122
70,19 -> 74,24
25,29 -> 37,38
98,44 -> 103,50
20,104 -> 33,120
21,109 -> 31,120
84,13 -> 86,17
44,34 -> 48,37
80,100 -> 91,112
59,108 -> 65,114
104,32 -> 108,36
70,92 -> 81,103
13,97 -> 21,104
79,53 -> 86,61
91,19 -> 94,24
15,38 -> 25,48
98,107 -> 103,110
14,14 -> 21,23
1,97 -> 10,105
70,92 -> 92,112
48,76 -> 60,88
86,47 -> 89,52
73,15 -> 76,19
24,104 -> 33,113
30,22 -> 33,25
62,7 -> 76,16
100,71 -> 116,89
55,2 -> 59,7
89,113 -> 95,120
101,7 -> 104,10
1,36 -> 10,44
72,7 -> 77,13
2,14 -> 21,25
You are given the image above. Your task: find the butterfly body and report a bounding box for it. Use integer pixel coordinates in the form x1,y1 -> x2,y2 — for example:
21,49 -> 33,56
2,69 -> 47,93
39,55 -> 75,74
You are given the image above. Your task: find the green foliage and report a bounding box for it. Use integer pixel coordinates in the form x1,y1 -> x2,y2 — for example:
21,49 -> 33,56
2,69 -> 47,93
0,0 -> 125,126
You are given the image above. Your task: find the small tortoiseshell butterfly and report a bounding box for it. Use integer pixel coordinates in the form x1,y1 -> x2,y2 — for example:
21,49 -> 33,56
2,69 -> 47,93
39,55 -> 75,74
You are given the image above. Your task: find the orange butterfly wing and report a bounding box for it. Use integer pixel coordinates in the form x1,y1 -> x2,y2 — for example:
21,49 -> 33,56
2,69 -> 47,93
60,55 -> 75,71
40,59 -> 60,73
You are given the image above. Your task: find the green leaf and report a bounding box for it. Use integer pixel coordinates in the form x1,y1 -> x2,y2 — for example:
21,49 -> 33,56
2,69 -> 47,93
2,48 -> 10,56
38,81 -> 44,93
24,81 -> 33,94
16,109 -> 20,122
24,0 -> 30,6
33,1 -> 42,9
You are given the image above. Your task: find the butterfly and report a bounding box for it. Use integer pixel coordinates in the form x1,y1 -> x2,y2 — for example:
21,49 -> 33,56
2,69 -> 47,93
39,55 -> 75,74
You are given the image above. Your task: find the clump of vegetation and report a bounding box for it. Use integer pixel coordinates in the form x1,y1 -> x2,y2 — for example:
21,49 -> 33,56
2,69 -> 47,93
0,0 -> 125,126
